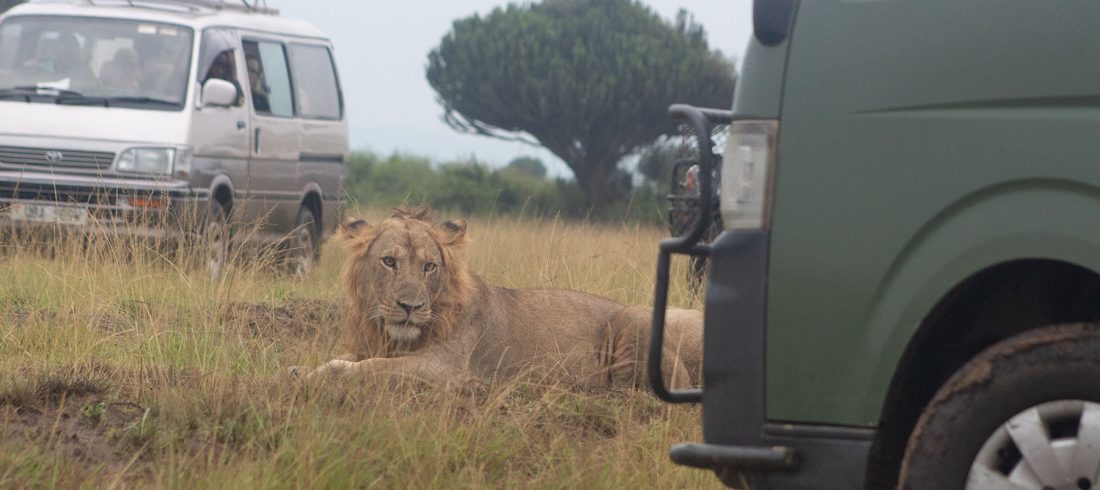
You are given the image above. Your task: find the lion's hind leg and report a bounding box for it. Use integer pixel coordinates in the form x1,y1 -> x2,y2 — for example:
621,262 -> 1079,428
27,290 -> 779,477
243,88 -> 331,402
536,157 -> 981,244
600,307 -> 695,391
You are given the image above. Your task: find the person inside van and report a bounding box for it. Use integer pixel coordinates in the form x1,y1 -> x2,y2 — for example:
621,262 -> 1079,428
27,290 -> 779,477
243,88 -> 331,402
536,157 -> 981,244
202,50 -> 243,106
53,33 -> 97,90
99,48 -> 141,92
23,33 -> 98,90
204,51 -> 234,83
246,54 -> 270,113
141,38 -> 189,97
22,36 -> 59,73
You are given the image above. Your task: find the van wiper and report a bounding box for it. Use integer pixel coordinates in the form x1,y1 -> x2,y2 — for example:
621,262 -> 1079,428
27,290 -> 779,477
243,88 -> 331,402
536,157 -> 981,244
0,87 -> 181,107
0,86 -> 85,101
14,85 -> 82,96
0,86 -> 37,95
0,88 -> 33,101
103,96 -> 181,106
53,95 -> 181,107
56,94 -> 109,106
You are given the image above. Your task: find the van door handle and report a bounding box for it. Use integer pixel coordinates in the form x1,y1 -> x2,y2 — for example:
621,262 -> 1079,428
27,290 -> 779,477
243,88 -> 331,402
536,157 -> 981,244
236,120 -> 246,130
254,128 -> 260,153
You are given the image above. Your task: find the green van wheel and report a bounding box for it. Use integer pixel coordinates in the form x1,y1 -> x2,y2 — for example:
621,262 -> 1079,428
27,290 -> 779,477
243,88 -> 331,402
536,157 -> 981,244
898,324 -> 1100,490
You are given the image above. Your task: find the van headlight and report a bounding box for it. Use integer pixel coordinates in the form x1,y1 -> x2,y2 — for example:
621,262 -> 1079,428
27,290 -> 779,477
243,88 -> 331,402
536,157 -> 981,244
116,147 -> 191,177
720,120 -> 779,231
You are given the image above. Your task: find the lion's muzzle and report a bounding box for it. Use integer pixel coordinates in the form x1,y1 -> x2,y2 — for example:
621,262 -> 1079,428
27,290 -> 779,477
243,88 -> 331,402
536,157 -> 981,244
381,297 -> 432,343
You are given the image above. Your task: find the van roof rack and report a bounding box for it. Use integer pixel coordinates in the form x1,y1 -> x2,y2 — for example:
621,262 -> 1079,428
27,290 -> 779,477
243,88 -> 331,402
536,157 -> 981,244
79,0 -> 279,15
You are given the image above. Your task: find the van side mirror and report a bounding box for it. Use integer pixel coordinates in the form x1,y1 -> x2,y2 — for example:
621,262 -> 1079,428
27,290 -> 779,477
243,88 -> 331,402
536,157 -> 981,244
201,78 -> 238,107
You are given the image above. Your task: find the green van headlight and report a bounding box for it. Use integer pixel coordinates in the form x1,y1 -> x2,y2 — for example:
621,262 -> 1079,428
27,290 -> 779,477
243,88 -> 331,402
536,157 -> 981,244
720,120 -> 778,231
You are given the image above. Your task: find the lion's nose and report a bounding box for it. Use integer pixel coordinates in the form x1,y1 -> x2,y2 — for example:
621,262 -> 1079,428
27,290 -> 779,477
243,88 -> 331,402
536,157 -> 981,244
397,300 -> 423,315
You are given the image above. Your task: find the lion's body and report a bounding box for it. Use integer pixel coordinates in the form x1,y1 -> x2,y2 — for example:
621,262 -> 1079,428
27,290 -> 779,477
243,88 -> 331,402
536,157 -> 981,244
417,276 -> 702,388
305,208 -> 702,391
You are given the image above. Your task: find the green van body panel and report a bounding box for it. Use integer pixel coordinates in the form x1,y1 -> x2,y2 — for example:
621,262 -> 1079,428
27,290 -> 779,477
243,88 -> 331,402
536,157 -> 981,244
759,0 -> 1100,424
729,26 -> 789,119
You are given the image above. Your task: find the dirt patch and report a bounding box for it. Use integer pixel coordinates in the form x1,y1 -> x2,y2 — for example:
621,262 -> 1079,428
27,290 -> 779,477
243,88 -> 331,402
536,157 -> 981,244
220,298 -> 341,339
0,363 -> 149,469
0,364 -> 112,409
1,396 -> 147,467
0,363 -> 230,476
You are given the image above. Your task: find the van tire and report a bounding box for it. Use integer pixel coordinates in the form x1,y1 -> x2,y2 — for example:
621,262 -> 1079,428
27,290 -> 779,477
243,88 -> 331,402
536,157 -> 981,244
285,206 -> 319,278
897,323 -> 1100,489
204,200 -> 231,280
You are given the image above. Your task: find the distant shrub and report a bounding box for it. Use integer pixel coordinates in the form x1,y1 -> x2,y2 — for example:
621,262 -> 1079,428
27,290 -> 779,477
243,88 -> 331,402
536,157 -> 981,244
505,156 -> 548,179
343,151 -> 665,223
345,152 -> 436,207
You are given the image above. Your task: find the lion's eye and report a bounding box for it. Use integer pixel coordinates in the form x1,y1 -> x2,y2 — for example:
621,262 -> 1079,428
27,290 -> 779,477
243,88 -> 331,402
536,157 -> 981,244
382,256 -> 397,268
424,262 -> 437,273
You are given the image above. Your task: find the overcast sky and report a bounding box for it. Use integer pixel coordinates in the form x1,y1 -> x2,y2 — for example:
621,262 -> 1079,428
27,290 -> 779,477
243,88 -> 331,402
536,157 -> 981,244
277,0 -> 754,177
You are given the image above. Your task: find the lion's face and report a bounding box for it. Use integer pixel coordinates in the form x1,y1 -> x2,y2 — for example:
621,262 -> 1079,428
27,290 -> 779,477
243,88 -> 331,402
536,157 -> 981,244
361,226 -> 446,342
339,208 -> 471,348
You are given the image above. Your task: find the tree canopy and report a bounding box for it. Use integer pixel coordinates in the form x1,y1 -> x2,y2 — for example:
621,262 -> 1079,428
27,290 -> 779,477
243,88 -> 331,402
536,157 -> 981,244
0,0 -> 25,14
427,0 -> 735,207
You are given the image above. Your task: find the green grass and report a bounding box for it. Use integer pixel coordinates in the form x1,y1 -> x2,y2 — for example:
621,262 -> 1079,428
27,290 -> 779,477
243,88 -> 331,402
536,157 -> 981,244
0,209 -> 717,488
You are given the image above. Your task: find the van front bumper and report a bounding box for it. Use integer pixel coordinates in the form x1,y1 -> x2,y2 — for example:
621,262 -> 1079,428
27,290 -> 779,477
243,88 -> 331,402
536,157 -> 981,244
0,172 -> 208,237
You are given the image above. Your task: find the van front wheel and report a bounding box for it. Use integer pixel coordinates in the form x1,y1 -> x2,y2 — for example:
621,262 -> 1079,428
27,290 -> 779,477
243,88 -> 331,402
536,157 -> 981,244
898,323 -> 1100,490
285,207 -> 319,278
205,200 -> 230,280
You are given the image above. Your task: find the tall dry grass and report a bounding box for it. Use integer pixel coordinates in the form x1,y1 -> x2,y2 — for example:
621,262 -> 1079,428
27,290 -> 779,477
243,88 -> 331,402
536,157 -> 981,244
0,207 -> 716,488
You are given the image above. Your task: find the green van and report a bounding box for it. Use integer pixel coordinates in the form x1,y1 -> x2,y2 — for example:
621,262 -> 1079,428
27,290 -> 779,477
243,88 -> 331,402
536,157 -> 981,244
650,0 -> 1100,488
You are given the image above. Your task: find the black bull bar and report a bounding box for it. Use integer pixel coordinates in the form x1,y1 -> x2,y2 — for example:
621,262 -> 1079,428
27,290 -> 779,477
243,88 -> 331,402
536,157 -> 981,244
648,104 -> 730,403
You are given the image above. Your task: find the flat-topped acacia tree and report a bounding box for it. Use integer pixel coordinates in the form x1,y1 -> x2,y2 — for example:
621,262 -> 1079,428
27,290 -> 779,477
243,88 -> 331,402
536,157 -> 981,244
427,0 -> 735,208
0,0 -> 25,14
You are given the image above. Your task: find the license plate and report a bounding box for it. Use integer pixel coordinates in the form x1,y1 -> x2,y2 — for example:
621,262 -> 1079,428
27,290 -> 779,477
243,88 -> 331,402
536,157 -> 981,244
8,203 -> 89,225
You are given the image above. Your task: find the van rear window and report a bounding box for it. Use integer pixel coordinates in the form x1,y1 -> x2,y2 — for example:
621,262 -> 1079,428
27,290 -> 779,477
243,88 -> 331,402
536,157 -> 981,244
288,44 -> 342,120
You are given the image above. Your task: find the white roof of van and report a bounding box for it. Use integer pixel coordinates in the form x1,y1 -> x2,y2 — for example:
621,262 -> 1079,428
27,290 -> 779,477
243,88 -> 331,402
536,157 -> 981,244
3,1 -> 329,41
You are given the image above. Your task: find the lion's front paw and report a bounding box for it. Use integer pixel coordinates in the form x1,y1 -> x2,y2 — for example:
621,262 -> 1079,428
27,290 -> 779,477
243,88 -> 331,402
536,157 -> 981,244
306,359 -> 357,380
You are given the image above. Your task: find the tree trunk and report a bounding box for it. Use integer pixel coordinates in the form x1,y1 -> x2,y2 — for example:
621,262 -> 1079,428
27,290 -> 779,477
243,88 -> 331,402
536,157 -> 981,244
573,158 -> 624,210
541,136 -> 626,211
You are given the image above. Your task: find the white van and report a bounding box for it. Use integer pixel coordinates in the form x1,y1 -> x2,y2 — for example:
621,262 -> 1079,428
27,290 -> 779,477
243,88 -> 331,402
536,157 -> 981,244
0,0 -> 347,275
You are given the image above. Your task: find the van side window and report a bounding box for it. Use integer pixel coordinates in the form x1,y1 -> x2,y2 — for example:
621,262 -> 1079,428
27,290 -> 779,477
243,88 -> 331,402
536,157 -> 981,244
288,44 -> 342,119
242,40 -> 293,117
197,28 -> 242,106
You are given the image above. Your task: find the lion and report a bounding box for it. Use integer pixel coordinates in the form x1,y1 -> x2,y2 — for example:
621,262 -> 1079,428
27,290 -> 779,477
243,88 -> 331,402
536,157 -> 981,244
292,207 -> 702,392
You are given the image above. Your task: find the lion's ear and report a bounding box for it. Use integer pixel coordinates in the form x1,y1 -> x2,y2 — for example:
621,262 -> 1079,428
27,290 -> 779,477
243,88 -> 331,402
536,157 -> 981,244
435,219 -> 468,247
337,217 -> 375,245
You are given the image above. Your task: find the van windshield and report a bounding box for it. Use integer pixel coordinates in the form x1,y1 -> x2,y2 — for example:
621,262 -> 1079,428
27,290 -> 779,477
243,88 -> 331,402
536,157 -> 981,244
0,15 -> 194,109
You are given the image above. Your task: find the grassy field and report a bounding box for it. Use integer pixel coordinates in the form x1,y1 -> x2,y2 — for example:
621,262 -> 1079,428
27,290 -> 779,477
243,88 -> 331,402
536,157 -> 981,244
0,209 -> 718,488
